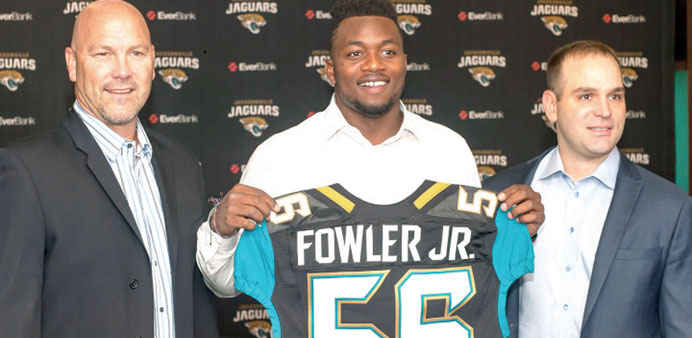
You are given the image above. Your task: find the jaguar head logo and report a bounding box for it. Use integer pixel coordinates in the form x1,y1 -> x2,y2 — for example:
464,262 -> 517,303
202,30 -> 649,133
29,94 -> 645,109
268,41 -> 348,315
240,116 -> 269,137
541,16 -> 567,36
397,15 -> 421,35
621,68 -> 638,88
477,166 -> 496,182
468,67 -> 495,87
245,320 -> 272,338
158,68 -> 188,90
238,13 -> 267,34
0,70 -> 25,92
315,67 -> 334,87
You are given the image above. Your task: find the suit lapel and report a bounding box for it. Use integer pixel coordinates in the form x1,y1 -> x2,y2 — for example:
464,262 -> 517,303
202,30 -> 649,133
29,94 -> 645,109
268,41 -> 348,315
150,140 -> 179,275
62,110 -> 144,244
581,154 -> 642,328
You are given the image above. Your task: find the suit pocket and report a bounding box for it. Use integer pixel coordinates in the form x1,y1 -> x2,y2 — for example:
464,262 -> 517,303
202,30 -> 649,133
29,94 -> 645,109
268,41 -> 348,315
614,247 -> 661,260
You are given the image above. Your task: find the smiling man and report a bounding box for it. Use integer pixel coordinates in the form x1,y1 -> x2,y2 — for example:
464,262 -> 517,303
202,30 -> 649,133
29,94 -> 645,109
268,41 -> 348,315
197,0 -> 542,336
484,40 -> 692,338
0,1 -> 217,337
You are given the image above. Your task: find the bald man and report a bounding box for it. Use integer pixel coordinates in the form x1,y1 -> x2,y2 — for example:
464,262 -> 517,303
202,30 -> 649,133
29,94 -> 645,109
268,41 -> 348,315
0,1 -> 217,337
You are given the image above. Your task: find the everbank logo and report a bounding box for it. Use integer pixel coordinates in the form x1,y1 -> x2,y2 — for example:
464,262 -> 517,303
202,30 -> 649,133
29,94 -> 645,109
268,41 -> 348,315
148,113 -> 198,124
146,10 -> 197,21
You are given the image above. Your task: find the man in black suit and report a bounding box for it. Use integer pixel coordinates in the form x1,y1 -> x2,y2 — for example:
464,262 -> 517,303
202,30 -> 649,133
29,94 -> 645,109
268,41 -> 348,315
484,40 -> 692,338
0,1 -> 217,337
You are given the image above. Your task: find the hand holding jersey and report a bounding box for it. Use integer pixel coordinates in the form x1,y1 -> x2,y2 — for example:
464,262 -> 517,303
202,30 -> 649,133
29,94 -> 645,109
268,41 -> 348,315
234,182 -> 534,338
212,184 -> 278,237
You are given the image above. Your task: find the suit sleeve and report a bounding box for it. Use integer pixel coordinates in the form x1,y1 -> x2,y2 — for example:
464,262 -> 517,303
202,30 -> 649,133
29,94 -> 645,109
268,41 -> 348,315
660,196 -> 692,337
0,149 -> 45,338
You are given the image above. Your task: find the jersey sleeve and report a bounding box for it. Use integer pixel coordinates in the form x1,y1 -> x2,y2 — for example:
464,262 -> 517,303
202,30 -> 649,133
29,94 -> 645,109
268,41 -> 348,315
492,208 -> 535,337
233,219 -> 282,338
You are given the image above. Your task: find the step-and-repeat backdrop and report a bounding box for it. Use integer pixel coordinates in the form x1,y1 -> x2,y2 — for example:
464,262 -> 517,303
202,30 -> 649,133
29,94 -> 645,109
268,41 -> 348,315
0,1 -> 674,337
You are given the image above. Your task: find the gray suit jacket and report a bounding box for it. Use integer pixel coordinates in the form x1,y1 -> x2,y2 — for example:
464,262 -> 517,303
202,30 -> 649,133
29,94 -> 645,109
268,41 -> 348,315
483,148 -> 692,338
0,111 -> 218,338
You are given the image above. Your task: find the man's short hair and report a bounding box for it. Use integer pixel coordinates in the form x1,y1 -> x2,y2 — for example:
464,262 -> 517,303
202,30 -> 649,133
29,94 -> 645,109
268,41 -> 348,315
329,0 -> 399,52
546,40 -> 620,97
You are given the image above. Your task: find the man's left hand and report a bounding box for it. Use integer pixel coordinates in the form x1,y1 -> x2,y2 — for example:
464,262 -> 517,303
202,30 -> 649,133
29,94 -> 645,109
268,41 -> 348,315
497,184 -> 544,237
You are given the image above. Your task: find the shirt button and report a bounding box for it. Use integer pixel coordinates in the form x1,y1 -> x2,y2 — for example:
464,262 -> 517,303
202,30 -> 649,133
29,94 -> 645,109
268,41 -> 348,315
566,265 -> 572,272
159,307 -> 164,312
154,261 -> 158,267
575,191 -> 579,197
569,227 -> 574,233
563,304 -> 569,311
129,279 -> 138,289
127,144 -> 133,149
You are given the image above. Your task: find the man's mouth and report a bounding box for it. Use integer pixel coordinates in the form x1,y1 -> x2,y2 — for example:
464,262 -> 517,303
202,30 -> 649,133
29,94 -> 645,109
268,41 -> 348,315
359,81 -> 387,87
105,88 -> 134,94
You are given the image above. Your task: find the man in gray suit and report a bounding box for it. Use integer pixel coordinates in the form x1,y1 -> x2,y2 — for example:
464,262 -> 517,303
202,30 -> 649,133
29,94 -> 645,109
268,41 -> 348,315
484,40 -> 691,337
0,1 -> 217,337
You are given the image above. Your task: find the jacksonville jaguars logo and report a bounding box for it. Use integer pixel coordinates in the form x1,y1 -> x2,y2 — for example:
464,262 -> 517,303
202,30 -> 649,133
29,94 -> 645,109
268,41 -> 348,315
238,13 -> 267,34
397,15 -> 421,35
158,68 -> 188,90
477,166 -> 496,182
315,67 -> 334,87
245,320 -> 272,338
621,68 -> 638,88
541,16 -> 567,36
240,116 -> 268,137
0,70 -> 25,92
468,66 -> 495,87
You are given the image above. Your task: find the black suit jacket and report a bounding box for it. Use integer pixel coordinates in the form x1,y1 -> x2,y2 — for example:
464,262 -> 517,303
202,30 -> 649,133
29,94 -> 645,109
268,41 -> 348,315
0,111 -> 218,338
483,148 -> 692,338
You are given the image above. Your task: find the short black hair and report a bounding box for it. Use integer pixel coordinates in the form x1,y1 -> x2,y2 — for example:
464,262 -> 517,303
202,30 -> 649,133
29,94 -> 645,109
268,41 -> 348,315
329,0 -> 399,51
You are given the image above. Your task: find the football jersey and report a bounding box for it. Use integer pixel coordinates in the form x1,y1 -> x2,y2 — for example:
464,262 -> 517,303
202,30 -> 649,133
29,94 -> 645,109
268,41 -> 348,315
234,180 -> 534,338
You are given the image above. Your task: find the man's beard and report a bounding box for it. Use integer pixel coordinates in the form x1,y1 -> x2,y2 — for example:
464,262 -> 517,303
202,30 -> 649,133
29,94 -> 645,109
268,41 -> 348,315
338,91 -> 397,118
352,98 -> 397,118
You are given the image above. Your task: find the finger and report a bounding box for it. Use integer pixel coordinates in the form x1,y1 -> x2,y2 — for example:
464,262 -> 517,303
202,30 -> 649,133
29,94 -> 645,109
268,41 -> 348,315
516,212 -> 538,225
506,199 -> 534,219
225,203 -> 267,225
232,185 -> 278,214
502,190 -> 532,212
225,216 -> 258,231
496,185 -> 520,203
526,223 -> 540,237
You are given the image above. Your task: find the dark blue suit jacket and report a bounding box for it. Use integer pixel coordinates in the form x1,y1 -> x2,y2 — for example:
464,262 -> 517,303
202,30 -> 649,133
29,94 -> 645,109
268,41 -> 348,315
483,148 -> 692,338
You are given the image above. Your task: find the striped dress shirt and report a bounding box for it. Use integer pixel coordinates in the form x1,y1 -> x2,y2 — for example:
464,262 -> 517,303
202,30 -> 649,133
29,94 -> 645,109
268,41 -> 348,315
74,102 -> 175,338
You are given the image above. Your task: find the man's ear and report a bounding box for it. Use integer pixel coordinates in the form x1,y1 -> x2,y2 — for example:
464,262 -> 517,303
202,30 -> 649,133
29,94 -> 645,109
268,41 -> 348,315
325,57 -> 335,85
150,44 -> 156,80
542,89 -> 558,124
65,47 -> 77,83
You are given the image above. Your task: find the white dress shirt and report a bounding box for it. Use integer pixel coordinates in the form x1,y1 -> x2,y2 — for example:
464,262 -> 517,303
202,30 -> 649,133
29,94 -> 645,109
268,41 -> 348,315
519,147 -> 620,338
196,95 -> 480,297
74,102 -> 175,338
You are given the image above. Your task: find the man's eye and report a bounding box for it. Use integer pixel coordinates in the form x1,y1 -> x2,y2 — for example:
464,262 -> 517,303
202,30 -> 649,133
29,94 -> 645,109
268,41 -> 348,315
382,50 -> 395,56
579,94 -> 592,100
347,51 -> 362,57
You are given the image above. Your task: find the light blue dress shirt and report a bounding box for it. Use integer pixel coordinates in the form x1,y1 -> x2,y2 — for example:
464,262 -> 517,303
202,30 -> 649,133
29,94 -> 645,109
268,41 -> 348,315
519,147 -> 620,338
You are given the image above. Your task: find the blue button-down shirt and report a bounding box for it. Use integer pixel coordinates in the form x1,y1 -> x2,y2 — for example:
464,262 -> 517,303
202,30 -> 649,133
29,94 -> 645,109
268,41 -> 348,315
519,147 -> 619,338
74,102 -> 175,338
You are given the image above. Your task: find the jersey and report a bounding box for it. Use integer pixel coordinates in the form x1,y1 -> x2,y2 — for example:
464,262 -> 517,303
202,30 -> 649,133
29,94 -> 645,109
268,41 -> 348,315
233,180 -> 534,338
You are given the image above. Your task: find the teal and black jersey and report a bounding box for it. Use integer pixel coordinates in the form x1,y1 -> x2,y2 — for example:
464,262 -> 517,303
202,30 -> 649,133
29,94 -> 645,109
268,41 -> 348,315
234,180 -> 534,338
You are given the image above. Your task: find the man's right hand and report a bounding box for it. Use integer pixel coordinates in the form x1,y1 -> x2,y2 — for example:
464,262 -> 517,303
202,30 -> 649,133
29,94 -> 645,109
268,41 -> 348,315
212,184 -> 279,237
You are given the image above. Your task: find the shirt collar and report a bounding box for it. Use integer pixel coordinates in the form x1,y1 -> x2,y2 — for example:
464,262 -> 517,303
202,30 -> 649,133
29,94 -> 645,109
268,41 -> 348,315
538,146 -> 619,189
320,94 -> 419,144
73,101 -> 153,162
